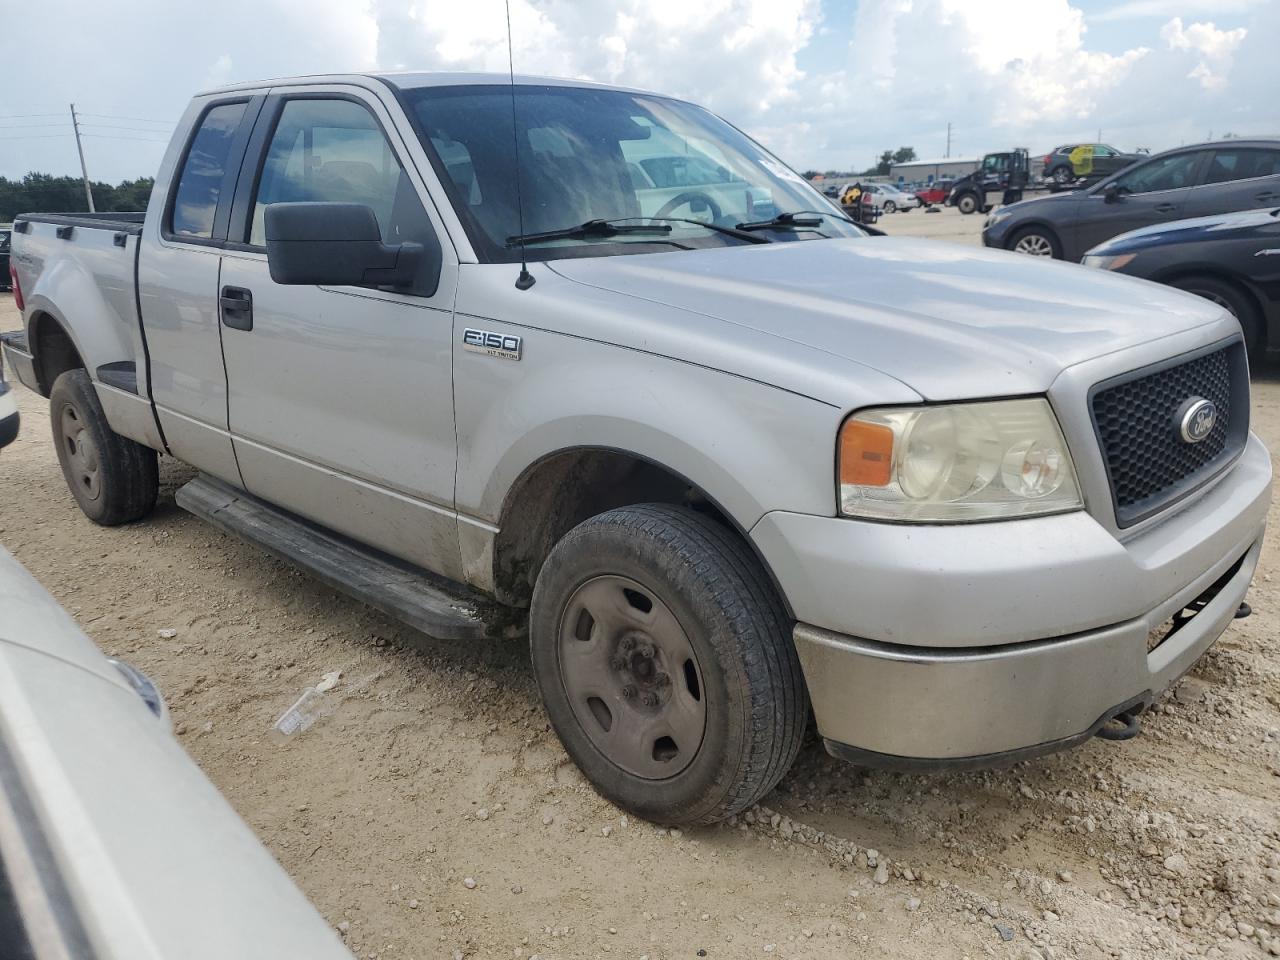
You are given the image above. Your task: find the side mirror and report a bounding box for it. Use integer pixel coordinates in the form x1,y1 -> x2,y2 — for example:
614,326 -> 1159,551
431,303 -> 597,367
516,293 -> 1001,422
264,203 -> 426,289
1103,184 -> 1123,203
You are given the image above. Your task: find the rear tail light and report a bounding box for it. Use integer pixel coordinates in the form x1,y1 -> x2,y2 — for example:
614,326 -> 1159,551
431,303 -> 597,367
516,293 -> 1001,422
9,265 -> 22,311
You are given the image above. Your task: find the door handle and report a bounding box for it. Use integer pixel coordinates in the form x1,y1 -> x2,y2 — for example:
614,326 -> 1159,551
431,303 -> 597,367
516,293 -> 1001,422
219,285 -> 253,331
1153,203 -> 1178,214
1257,192 -> 1280,204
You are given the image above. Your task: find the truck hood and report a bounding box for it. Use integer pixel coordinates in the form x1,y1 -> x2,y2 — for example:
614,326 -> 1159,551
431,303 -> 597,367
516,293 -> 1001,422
550,236 -> 1225,400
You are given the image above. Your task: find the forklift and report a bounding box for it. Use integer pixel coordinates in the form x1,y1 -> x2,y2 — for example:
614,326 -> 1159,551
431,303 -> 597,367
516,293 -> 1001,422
948,148 -> 1030,214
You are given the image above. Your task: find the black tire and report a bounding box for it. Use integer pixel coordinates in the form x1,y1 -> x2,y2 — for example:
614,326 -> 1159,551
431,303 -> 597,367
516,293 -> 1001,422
530,504 -> 807,825
50,369 -> 158,525
1007,224 -> 1062,259
883,200 -> 896,214
955,192 -> 979,215
1051,165 -> 1072,185
1170,274 -> 1263,358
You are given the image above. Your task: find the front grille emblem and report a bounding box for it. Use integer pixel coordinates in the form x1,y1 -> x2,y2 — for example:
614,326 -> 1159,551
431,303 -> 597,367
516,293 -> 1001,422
1177,398 -> 1217,444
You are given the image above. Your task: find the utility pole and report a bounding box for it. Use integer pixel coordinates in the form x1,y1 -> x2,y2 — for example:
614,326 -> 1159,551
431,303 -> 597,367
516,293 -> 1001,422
945,122 -> 951,159
70,103 -> 95,212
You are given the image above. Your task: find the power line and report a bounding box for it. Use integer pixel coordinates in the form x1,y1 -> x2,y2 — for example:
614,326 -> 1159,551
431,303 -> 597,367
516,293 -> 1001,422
79,113 -> 175,125
0,133 -> 73,140
80,133 -> 170,143
0,112 -> 63,120
80,123 -> 177,133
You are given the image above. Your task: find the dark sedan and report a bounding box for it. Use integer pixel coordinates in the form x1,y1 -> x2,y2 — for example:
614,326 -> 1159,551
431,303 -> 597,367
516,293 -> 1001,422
983,139 -> 1280,262
1081,206 -> 1280,359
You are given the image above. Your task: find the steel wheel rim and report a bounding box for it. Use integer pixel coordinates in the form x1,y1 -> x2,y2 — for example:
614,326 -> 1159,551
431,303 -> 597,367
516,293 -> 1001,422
556,574 -> 707,779
59,403 -> 101,501
1015,234 -> 1052,256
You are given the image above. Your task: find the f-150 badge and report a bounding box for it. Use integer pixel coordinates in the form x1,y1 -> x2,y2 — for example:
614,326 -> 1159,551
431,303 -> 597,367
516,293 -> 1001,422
462,328 -> 522,361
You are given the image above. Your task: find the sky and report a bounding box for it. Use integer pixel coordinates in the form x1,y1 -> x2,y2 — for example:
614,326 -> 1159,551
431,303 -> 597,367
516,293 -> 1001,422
1,0 -> 1275,184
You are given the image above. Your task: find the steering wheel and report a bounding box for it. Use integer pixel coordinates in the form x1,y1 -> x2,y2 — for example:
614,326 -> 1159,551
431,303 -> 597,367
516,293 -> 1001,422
654,191 -> 723,223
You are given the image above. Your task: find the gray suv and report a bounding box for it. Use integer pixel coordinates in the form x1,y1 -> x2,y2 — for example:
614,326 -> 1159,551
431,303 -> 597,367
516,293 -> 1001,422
984,139 -> 1280,261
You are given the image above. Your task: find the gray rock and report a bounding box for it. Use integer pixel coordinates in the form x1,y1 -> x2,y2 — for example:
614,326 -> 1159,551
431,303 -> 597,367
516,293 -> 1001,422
994,922 -> 1016,942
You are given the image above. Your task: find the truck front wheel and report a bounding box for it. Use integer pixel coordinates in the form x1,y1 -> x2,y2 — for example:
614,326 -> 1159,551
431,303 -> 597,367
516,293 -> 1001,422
50,369 -> 158,525
955,192 -> 979,215
530,504 -> 807,826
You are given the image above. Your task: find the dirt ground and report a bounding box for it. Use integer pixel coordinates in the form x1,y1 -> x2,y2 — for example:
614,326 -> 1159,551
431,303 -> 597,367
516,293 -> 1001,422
3,206 -> 1280,960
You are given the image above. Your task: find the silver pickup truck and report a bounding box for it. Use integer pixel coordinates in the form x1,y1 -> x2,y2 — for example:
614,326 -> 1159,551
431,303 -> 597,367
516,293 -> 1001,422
4,72 -> 1272,826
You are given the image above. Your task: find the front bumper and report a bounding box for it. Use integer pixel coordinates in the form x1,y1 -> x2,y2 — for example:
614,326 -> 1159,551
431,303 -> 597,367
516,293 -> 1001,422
794,533 -> 1260,763
754,431 -> 1271,763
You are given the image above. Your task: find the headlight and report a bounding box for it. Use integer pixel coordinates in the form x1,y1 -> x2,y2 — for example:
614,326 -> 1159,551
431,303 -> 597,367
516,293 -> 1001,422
838,398 -> 1083,521
1081,252 -> 1136,271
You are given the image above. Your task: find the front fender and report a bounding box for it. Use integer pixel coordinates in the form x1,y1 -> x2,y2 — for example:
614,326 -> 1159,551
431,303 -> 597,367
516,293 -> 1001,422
454,330 -> 842,532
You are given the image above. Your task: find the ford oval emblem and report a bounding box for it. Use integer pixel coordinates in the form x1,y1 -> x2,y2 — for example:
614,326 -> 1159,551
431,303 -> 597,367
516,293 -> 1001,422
1177,398 -> 1218,444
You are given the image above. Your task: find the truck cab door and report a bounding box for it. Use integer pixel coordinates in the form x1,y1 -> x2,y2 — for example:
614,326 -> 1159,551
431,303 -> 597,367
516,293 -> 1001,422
216,87 -> 465,581
137,95 -> 263,484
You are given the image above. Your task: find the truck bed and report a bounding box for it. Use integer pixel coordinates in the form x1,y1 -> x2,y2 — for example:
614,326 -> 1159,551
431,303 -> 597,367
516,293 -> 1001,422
14,211 -> 145,233
6,212 -> 147,399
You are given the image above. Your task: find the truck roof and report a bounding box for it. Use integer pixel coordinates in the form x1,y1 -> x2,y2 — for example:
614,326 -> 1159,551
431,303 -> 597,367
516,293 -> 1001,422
198,71 -> 659,99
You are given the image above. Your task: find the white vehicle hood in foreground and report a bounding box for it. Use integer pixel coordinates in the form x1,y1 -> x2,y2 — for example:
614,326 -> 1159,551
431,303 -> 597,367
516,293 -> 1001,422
550,237 -> 1228,400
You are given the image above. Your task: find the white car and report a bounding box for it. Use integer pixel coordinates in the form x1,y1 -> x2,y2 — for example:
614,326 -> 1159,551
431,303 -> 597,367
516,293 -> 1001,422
0,404 -> 350,958
862,183 -> 920,212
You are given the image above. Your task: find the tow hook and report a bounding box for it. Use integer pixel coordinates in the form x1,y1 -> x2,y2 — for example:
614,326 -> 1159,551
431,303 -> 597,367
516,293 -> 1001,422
1235,601 -> 1252,620
1096,708 -> 1143,742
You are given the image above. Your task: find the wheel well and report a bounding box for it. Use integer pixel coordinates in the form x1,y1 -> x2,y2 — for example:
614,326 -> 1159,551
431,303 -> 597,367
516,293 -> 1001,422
1158,269 -> 1267,347
1007,221 -> 1059,246
31,312 -> 84,396
492,449 -> 741,608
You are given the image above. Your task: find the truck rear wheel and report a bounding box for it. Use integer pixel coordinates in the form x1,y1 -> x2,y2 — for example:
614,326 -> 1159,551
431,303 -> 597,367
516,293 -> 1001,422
529,504 -> 807,825
50,369 -> 158,525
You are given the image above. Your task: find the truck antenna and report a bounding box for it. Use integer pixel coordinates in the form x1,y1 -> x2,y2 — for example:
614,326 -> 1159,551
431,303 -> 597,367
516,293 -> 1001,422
506,0 -> 535,290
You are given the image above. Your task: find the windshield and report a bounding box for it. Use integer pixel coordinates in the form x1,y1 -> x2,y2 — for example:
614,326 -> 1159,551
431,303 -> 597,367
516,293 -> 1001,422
403,84 -> 864,262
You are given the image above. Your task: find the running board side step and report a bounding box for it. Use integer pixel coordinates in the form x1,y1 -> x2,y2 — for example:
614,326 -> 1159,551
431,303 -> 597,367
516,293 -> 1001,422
175,475 -> 489,641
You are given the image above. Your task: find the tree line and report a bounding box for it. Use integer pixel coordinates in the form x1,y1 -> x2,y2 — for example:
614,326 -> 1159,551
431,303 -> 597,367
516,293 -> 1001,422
802,146 -> 918,182
1,173 -> 155,222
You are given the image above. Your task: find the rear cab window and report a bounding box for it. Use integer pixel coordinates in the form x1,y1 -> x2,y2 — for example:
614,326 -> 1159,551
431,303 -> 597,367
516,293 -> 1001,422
169,102 -> 248,239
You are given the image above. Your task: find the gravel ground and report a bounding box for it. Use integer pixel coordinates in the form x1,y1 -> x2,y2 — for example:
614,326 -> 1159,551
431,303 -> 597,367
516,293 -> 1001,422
3,207 -> 1280,959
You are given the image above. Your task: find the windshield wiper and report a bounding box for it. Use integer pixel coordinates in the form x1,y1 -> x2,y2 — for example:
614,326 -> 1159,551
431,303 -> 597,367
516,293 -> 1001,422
735,210 -> 847,231
640,217 -> 770,244
507,218 -> 674,247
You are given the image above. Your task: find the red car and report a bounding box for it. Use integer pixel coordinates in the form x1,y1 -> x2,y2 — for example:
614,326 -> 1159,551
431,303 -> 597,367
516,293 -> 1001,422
914,181 -> 953,206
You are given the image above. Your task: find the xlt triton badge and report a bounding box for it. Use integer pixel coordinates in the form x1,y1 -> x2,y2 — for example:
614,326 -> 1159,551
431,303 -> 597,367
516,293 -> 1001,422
462,328 -> 522,361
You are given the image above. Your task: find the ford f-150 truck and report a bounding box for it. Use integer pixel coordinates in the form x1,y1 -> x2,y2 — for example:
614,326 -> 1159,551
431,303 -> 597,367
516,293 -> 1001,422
4,72 -> 1272,826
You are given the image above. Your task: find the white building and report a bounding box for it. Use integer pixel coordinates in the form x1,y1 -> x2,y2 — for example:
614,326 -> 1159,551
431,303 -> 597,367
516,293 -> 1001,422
888,156 -> 980,184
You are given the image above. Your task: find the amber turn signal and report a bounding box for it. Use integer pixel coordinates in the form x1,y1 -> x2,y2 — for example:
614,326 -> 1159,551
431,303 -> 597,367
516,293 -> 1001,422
839,419 -> 894,487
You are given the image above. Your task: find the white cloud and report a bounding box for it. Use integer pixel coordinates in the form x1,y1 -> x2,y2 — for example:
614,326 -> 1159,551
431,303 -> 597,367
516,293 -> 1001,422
1091,0 -> 1264,24
1159,16 -> 1247,90
371,0 -> 818,121
1,0 -> 1276,183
